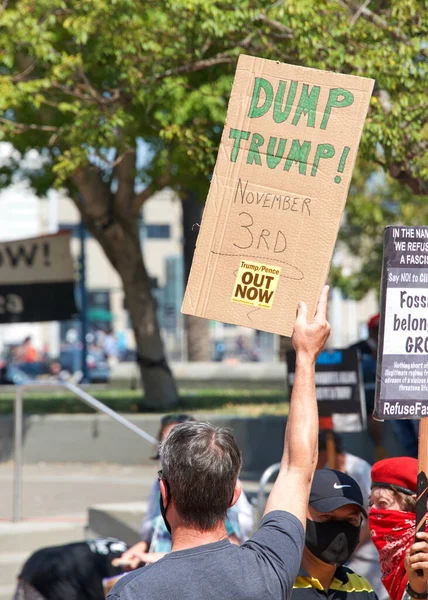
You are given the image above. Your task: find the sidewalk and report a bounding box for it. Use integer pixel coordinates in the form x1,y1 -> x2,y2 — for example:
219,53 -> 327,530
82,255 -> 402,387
0,461 -> 262,523
0,461 -> 262,598
0,462 -> 159,522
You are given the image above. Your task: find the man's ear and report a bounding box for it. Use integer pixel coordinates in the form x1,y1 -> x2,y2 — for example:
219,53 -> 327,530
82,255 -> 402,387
229,480 -> 242,508
159,479 -> 169,508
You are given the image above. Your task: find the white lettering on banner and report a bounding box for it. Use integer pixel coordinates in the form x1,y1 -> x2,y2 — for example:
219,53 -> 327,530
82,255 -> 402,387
383,401 -> 428,417
315,386 -> 353,400
0,294 -> 24,315
289,371 -> 357,385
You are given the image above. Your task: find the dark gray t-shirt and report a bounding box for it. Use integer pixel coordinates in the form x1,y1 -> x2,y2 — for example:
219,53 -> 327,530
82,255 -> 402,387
107,510 -> 304,600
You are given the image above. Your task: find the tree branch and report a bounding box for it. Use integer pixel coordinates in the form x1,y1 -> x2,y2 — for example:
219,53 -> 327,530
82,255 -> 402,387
133,174 -> 170,213
256,14 -> 294,38
141,27 -> 266,86
78,68 -> 121,105
350,0 -> 371,26
72,165 -> 115,224
11,61 -> 36,82
115,150 -> 137,216
78,68 -> 106,104
339,0 -> 410,43
71,197 -> 119,270
0,0 -> 8,16
50,82 -> 95,102
388,164 -> 428,195
0,117 -> 58,132
143,55 -> 234,84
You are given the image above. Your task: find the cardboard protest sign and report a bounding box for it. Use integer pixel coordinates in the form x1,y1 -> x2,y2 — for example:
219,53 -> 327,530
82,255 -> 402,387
287,347 -> 366,431
374,226 -> 428,420
0,232 -> 77,323
182,55 -> 374,335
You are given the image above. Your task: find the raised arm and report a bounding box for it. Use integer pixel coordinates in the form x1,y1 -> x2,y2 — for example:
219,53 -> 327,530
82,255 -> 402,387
264,285 -> 330,528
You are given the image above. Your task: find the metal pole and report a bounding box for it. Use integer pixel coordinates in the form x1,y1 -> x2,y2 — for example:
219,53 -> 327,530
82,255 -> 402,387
11,381 -> 157,521
257,462 -> 280,522
79,220 -> 89,383
13,386 -> 23,522
64,381 -> 157,444
17,381 -> 158,445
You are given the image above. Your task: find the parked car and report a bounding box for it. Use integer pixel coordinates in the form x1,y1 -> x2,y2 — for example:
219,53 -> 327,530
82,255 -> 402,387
59,347 -> 110,383
0,360 -> 32,385
0,354 -> 52,385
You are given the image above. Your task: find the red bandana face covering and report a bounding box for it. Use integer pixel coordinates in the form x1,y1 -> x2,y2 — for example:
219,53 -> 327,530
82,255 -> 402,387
369,508 -> 415,600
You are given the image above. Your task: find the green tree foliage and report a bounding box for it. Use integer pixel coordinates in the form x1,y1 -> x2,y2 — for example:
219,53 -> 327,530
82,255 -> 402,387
0,0 -> 426,377
1,0 -> 426,191
331,163 -> 428,300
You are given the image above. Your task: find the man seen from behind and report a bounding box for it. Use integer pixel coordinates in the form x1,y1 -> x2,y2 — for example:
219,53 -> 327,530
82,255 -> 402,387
108,286 -> 331,600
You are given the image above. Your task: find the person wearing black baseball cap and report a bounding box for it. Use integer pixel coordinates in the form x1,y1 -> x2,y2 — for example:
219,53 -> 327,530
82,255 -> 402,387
317,433 -> 387,600
292,469 -> 378,600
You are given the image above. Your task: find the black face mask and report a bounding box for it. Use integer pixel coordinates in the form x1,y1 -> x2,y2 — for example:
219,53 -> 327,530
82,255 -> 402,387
159,484 -> 172,534
305,518 -> 361,566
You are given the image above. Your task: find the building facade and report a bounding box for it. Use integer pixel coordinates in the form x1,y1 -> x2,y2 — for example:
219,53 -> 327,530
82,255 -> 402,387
0,185 -> 378,362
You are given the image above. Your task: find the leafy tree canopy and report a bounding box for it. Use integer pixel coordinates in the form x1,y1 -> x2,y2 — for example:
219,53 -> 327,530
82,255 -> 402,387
0,0 -> 426,197
331,162 -> 428,300
0,0 -> 426,309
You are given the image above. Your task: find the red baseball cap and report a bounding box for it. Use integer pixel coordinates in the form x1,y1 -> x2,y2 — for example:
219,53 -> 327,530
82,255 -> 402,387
368,314 -> 380,330
371,457 -> 418,495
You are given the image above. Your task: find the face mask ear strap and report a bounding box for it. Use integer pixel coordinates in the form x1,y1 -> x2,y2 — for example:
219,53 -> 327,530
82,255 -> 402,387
164,480 -> 171,506
159,478 -> 172,534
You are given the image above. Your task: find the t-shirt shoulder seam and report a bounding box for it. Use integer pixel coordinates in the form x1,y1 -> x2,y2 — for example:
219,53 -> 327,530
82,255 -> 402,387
163,540 -> 231,559
262,510 -> 304,535
108,563 -> 158,594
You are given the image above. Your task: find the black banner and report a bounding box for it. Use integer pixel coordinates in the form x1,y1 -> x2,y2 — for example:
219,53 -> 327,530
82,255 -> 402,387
0,232 -> 77,323
374,226 -> 428,420
287,347 -> 366,428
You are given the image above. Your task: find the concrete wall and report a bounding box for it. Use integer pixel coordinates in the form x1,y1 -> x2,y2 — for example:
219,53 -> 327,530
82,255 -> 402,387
111,361 -> 287,389
0,414 -> 404,480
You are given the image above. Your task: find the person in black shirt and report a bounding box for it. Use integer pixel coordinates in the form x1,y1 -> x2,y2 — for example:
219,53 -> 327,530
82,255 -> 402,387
292,469 -> 378,600
14,538 -> 127,600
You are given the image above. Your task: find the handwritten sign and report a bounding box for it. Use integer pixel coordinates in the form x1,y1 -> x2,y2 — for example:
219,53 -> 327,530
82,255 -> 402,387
374,226 -> 428,419
182,55 -> 374,335
0,232 -> 77,323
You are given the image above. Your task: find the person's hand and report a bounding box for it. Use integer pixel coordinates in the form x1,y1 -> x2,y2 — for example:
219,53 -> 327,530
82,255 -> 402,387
404,532 -> 428,594
120,541 -> 149,571
292,285 -> 330,362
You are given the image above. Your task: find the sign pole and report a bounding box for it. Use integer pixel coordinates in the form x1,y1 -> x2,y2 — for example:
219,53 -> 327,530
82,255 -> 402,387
79,220 -> 89,383
416,419 -> 428,532
415,418 -> 428,575
326,430 -> 337,470
319,416 -> 337,470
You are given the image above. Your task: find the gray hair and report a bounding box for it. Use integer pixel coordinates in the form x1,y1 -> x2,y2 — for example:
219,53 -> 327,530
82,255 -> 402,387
159,421 -> 242,530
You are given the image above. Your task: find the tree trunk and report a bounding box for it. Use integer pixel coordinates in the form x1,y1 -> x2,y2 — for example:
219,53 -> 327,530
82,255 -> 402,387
72,159 -> 178,409
182,192 -> 211,362
85,216 -> 178,409
117,226 -> 178,409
